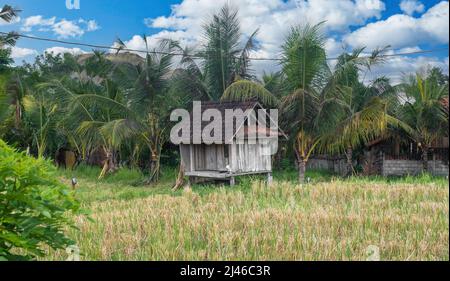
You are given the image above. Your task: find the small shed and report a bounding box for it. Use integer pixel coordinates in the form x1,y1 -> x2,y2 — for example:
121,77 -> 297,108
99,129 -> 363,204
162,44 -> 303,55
178,100 -> 286,185
363,136 -> 449,176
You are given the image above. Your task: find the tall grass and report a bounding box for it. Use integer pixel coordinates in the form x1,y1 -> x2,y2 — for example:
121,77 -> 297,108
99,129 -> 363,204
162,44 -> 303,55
44,166 -> 448,261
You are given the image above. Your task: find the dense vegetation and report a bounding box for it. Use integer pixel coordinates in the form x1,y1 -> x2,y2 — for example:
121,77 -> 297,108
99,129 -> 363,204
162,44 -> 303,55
0,3 -> 449,261
0,140 -> 79,260
1,4 -> 448,183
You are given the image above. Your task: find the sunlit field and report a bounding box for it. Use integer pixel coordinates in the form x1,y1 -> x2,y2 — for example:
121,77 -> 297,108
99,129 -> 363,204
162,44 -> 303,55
40,166 -> 449,261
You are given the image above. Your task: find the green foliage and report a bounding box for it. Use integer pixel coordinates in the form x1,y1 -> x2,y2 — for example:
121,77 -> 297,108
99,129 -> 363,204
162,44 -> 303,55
0,48 -> 13,71
201,4 -> 255,100
396,72 -> 448,146
0,5 -> 20,23
221,79 -> 279,107
0,139 -> 80,260
0,71 -> 10,123
172,4 -> 258,102
0,4 -> 448,185
59,163 -> 145,185
279,22 -> 331,177
262,71 -> 289,99
281,22 -> 329,92
317,47 -> 393,155
0,5 -> 20,69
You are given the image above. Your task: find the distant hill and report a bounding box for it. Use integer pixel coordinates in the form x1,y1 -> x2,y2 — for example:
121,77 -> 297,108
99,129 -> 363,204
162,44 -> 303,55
76,52 -> 145,66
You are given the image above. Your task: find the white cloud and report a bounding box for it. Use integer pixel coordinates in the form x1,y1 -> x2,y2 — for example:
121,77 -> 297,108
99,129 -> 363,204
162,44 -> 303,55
10,46 -> 38,59
52,19 -> 84,38
366,54 -> 449,85
399,0 -> 425,16
78,19 -> 100,32
44,47 -> 87,56
86,20 -> 100,31
145,0 -> 385,42
419,1 -> 449,43
132,0 -> 386,76
21,15 -> 56,32
344,1 -> 449,49
113,31 -> 198,56
20,15 -> 100,38
117,0 -> 447,82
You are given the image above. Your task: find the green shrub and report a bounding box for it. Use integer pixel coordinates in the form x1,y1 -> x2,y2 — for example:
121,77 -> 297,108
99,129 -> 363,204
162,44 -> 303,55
0,139 -> 80,260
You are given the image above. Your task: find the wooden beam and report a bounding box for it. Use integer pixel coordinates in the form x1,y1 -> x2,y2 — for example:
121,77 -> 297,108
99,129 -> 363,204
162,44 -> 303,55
267,172 -> 273,184
230,176 -> 235,186
190,144 -> 195,172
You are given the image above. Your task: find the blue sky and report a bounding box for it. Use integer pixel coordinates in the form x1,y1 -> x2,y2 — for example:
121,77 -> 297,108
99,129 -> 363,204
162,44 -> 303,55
1,0 -> 449,83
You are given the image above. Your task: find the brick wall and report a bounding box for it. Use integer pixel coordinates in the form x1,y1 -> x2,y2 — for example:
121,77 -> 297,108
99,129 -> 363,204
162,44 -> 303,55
382,160 -> 449,176
308,158 -> 349,175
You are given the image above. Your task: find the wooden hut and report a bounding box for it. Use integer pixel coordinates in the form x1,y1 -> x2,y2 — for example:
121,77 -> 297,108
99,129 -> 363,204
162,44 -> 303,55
178,101 -> 286,185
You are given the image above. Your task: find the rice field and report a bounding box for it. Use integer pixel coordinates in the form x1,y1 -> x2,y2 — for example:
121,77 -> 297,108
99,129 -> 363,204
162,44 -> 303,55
43,167 -> 449,261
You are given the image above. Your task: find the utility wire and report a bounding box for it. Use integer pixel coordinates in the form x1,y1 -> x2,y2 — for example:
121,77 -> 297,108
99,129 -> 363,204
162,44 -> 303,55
0,31 -> 203,58
2,31 -> 449,61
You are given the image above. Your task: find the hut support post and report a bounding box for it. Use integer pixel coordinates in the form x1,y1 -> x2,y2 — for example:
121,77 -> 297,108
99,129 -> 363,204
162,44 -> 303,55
267,172 -> 273,184
229,176 -> 235,186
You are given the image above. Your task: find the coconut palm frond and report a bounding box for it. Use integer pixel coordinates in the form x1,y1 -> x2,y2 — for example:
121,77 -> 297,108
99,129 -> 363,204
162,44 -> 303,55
221,79 -> 279,107
234,28 -> 259,80
0,5 -> 20,22
100,119 -> 140,148
281,22 -> 328,92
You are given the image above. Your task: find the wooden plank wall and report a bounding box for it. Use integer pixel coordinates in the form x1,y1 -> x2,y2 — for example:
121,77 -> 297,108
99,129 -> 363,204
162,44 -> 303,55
230,140 -> 271,173
193,144 -> 227,171
182,141 -> 271,174
180,145 -> 191,172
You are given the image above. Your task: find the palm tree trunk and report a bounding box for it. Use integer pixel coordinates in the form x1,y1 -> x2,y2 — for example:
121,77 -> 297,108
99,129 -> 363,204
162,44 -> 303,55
14,103 -> 21,128
298,158 -> 306,184
98,147 -> 118,179
345,147 -> 353,176
421,145 -> 429,173
172,162 -> 186,190
147,151 -> 161,184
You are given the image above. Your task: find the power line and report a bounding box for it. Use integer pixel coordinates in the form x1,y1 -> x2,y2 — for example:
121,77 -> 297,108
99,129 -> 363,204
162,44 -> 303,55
2,31 -> 449,62
1,31 -> 189,57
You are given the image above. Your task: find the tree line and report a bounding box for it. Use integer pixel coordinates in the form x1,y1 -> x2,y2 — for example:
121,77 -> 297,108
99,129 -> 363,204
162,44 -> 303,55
1,4 -> 448,183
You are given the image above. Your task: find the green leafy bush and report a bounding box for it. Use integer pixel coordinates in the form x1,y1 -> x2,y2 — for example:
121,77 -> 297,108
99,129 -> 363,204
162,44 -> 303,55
0,139 -> 80,260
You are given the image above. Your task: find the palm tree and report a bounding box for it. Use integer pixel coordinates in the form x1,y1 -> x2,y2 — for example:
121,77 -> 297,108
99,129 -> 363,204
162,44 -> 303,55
3,71 -> 26,129
1,52 -> 80,152
170,45 -> 210,103
172,4 -> 258,103
0,4 -> 20,118
200,4 -> 258,100
40,51 -> 130,175
221,79 -> 279,107
73,77 -> 135,178
279,22 -> 331,183
0,5 -> 20,48
395,72 -> 448,172
0,5 -> 20,22
316,47 -> 394,176
261,71 -> 289,99
22,89 -> 59,158
111,38 -> 180,182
